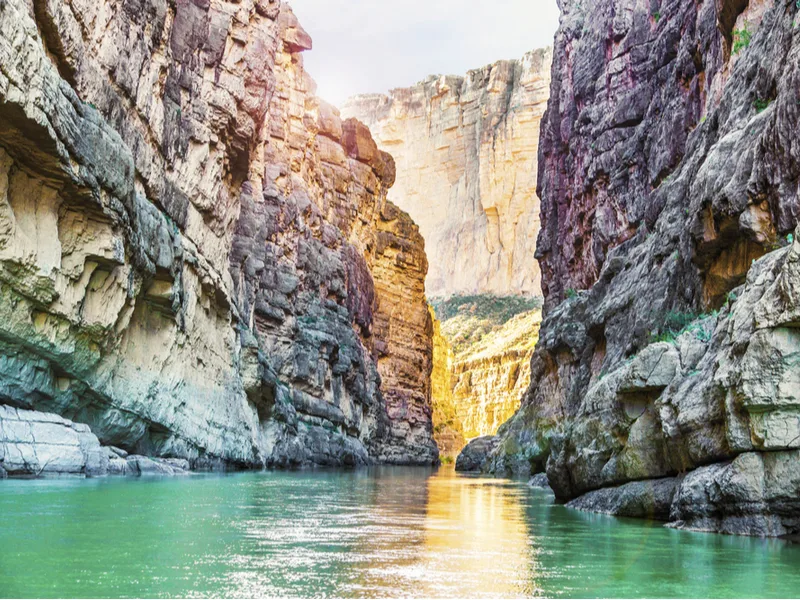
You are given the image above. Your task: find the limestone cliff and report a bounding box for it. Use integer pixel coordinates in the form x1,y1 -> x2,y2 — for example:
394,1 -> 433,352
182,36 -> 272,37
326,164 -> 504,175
342,49 -> 552,298
476,0 -> 800,537
431,296 -> 541,456
0,0 -> 437,474
451,309 -> 541,440
429,307 -> 464,457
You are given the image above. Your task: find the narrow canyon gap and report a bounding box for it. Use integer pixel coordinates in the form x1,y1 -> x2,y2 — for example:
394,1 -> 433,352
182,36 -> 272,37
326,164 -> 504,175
344,49 -> 552,457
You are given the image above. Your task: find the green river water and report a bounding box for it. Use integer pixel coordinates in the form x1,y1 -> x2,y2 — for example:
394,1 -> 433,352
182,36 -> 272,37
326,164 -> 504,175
1,466 -> 799,598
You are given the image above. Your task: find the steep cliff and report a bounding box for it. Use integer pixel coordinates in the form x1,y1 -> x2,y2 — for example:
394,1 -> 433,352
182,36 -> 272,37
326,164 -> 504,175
450,309 -> 541,440
431,295 -> 541,456
342,49 -> 552,298
0,0 -> 437,475
429,308 -> 464,458
481,0 -> 800,537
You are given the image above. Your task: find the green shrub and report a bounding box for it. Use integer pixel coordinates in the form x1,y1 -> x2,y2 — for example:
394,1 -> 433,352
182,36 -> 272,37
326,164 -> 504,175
430,294 -> 542,323
732,26 -> 752,54
565,288 -> 578,299
754,98 -> 771,113
430,294 -> 543,355
649,310 -> 717,344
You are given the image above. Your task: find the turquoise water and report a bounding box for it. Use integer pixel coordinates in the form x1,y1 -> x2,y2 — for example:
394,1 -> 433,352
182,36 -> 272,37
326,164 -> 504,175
1,466 -> 799,598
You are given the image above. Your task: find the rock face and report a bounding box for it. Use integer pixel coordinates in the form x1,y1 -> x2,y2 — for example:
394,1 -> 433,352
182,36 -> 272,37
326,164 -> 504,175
342,49 -> 552,298
450,309 -> 541,440
0,405 -> 107,476
488,0 -> 800,536
429,308 -> 465,457
0,0 -> 436,469
432,296 -> 541,458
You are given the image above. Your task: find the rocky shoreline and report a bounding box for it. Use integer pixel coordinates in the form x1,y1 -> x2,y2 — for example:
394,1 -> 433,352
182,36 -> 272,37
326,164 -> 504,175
0,404 -> 197,478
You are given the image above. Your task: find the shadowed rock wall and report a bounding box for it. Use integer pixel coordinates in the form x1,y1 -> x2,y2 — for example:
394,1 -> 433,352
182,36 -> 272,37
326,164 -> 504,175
0,0 -> 437,471
480,0 -> 800,537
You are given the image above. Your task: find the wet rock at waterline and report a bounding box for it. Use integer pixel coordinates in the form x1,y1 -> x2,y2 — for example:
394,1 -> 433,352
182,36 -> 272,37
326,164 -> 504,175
567,478 -> 681,522
668,451 -> 800,538
0,405 -> 191,477
455,436 -> 498,472
527,473 -> 553,493
0,405 -> 108,476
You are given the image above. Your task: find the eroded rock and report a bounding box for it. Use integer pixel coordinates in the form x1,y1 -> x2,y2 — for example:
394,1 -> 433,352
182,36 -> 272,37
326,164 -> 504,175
0,0 -> 436,469
668,451 -> 800,537
567,478 -> 681,521
0,406 -> 107,476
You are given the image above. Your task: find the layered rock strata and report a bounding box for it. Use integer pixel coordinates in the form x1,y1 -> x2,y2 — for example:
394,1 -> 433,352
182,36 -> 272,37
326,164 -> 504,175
0,0 -> 436,471
432,297 -> 541,457
481,0 -> 800,537
450,309 -> 541,439
429,309 -> 465,457
342,49 -> 552,297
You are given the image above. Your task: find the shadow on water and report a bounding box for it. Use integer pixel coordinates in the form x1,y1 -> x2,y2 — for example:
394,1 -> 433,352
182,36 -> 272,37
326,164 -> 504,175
0,467 -> 799,598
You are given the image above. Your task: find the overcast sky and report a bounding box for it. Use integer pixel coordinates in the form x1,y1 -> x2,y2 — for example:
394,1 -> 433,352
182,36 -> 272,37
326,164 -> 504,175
288,0 -> 561,107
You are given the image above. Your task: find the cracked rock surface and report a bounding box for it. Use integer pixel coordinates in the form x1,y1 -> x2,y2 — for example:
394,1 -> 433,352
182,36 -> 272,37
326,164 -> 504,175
478,0 -> 800,537
0,0 -> 437,470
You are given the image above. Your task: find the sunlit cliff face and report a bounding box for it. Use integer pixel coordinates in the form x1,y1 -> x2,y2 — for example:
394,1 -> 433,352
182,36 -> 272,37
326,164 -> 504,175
428,298 -> 543,456
341,48 -> 552,299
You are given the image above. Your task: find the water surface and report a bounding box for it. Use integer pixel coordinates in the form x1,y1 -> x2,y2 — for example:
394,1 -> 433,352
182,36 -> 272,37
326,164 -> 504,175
1,466 -> 799,598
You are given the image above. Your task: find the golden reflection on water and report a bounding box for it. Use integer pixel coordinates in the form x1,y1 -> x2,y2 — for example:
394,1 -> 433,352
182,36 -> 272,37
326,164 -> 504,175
354,467 -> 537,598
4,469 -> 800,598
418,471 -> 538,597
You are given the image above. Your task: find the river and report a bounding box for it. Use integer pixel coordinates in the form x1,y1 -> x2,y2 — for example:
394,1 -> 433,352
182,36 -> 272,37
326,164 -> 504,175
1,466 -> 798,598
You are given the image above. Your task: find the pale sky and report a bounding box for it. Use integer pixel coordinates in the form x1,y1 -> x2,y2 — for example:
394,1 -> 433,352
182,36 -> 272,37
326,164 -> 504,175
288,0 -> 561,107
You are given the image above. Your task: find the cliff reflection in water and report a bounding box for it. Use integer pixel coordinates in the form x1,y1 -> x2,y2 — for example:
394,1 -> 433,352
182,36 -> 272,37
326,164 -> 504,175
419,472 -> 537,596
349,467 -> 536,597
2,467 -> 800,598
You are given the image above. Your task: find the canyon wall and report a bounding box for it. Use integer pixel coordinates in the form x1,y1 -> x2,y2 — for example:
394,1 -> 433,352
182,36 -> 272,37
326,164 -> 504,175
0,0 -> 437,475
342,49 -> 552,298
451,309 -> 541,440
429,309 -> 465,457
431,296 -> 541,456
474,0 -> 800,537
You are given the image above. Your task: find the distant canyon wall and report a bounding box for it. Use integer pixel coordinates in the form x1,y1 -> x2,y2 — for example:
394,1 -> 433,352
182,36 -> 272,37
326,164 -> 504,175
430,297 -> 541,457
0,0 -> 437,475
342,49 -> 552,298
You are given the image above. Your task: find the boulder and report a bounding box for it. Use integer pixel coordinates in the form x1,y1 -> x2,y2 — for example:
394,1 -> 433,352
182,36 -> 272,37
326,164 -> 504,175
668,451 -> 800,537
0,405 -> 108,477
455,436 -> 498,472
125,456 -> 189,476
528,473 -> 553,493
567,478 -> 681,521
